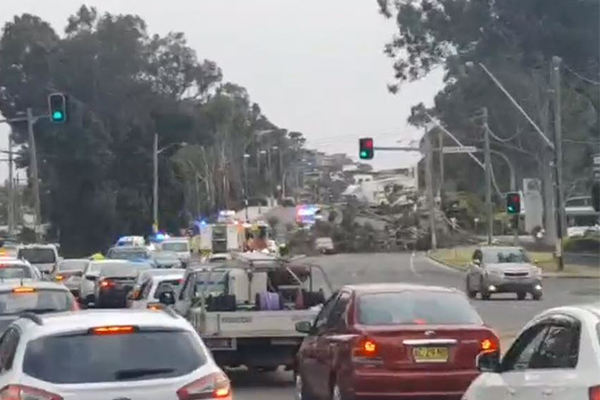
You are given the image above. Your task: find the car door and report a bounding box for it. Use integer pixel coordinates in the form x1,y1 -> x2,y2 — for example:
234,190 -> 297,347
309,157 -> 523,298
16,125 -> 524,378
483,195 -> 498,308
129,278 -> 152,309
174,273 -> 195,316
494,318 -> 566,400
299,292 -> 340,399
0,327 -> 21,386
520,315 -> 584,400
313,291 -> 351,399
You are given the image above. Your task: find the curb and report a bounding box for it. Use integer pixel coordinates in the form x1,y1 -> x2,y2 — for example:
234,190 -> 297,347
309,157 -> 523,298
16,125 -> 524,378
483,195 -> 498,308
426,252 -> 599,279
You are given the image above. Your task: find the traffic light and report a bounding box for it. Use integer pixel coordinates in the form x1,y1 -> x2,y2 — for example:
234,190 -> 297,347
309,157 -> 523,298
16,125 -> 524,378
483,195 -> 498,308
506,192 -> 521,214
48,93 -> 67,123
359,137 -> 374,160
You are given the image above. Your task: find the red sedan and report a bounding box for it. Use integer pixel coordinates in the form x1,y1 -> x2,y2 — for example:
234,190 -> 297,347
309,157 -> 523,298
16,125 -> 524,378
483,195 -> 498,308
294,283 -> 500,400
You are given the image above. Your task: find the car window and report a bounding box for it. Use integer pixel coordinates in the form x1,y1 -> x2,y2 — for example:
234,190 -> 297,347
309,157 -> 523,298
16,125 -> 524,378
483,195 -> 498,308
58,260 -> 88,271
155,279 -> 182,298
502,324 -> 550,371
357,291 -> 482,326
18,248 -> 56,264
0,289 -> 75,314
179,275 -> 193,301
23,330 -> 206,383
0,265 -> 32,279
326,291 -> 351,330
0,328 -> 20,373
529,323 -> 580,369
99,263 -> 136,278
314,292 -> 340,330
162,242 -> 188,252
483,248 -> 530,264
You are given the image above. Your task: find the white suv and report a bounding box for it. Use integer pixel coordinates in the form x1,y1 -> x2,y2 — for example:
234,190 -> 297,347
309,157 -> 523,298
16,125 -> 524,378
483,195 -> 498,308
0,309 -> 231,400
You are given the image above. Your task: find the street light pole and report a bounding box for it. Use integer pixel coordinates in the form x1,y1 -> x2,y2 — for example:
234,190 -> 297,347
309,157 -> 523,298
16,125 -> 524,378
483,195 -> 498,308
551,56 -> 566,270
153,133 -> 159,233
27,108 -> 42,243
482,107 -> 494,245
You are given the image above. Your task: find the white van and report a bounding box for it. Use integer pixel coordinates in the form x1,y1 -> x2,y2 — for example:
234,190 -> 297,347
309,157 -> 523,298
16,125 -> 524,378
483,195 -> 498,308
17,244 -> 60,276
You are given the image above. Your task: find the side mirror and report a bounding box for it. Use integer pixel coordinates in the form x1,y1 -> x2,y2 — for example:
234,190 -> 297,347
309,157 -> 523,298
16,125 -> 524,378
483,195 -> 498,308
158,291 -> 176,305
295,321 -> 313,334
476,351 -> 501,372
85,273 -> 98,281
473,259 -> 481,266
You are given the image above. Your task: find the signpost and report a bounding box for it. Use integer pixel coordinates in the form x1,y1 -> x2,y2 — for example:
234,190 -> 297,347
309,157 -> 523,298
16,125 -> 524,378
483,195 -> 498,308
442,146 -> 478,154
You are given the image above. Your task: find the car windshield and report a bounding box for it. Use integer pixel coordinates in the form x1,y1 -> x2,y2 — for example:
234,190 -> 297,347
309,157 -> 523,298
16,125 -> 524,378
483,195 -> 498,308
0,289 -> 73,314
194,271 -> 228,294
0,265 -> 32,279
156,279 -> 183,295
161,242 -> 188,252
58,260 -> 87,272
18,248 -> 55,264
23,330 -> 206,383
99,263 -> 137,278
358,291 -> 482,326
483,249 -> 530,264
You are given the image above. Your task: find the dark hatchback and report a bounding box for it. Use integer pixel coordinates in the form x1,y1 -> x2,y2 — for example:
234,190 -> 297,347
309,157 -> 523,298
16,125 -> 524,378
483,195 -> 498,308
94,262 -> 140,308
295,284 -> 500,400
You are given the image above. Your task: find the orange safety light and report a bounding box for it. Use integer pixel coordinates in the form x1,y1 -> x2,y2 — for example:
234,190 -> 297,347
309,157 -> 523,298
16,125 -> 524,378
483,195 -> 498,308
481,338 -> 498,353
363,340 -> 377,354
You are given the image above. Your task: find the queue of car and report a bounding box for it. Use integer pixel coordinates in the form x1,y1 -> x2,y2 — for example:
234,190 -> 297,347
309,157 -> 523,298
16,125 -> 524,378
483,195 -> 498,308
0,240 -> 596,399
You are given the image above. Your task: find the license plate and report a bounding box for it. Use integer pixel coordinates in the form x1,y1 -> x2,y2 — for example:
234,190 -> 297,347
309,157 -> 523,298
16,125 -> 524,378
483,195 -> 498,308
204,338 -> 237,351
412,347 -> 449,363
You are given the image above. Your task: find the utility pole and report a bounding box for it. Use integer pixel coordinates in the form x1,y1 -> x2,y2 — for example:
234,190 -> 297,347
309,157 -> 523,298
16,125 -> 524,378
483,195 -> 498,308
267,146 -> 273,206
552,56 -> 566,270
482,107 -> 493,245
27,108 -> 42,243
243,154 -> 250,221
438,129 -> 445,203
424,130 -> 437,250
153,132 -> 159,233
7,130 -> 14,237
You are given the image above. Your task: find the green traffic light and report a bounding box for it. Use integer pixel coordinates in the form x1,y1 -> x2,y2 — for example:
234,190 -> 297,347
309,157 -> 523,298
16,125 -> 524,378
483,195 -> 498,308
359,151 -> 368,159
52,111 -> 64,121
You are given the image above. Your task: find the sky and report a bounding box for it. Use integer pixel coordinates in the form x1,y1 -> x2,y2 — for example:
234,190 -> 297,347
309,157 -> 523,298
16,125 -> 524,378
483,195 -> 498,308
0,0 -> 443,180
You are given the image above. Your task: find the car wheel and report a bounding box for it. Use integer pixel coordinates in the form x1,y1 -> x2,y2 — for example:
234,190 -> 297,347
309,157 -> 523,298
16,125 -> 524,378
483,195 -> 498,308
517,291 -> 526,300
295,372 -> 315,400
479,278 -> 491,300
532,292 -> 543,301
466,277 -> 477,299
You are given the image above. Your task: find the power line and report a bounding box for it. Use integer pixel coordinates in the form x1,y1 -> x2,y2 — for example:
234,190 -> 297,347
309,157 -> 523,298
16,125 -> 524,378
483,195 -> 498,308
563,63 -> 600,86
563,138 -> 600,145
487,127 -> 523,143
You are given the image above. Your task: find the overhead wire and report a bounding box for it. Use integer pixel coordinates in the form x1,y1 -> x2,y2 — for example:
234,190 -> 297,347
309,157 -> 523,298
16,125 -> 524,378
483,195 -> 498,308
562,63 -> 600,86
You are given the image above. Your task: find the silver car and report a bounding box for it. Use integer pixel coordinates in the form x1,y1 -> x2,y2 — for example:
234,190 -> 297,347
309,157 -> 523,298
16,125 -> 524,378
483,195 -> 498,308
465,246 -> 543,300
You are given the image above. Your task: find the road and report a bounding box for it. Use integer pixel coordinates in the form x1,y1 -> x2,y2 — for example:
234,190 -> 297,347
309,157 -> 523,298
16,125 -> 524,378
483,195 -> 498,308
233,252 -> 600,400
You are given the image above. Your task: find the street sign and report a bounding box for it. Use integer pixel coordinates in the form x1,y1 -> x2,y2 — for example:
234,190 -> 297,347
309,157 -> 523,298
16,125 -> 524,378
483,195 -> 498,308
442,146 -> 478,154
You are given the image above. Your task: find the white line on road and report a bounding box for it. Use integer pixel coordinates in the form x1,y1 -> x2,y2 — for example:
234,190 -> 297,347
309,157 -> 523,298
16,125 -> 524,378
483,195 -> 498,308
409,250 -> 421,277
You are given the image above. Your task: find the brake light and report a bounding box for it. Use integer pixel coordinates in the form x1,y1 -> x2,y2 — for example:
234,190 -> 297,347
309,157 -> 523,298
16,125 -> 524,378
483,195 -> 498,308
12,287 -> 35,294
0,384 -> 63,400
99,280 -> 114,288
177,371 -> 231,400
480,337 -> 499,354
363,340 -> 377,354
91,326 -> 136,335
147,303 -> 164,310
590,386 -> 600,400
55,275 -> 64,281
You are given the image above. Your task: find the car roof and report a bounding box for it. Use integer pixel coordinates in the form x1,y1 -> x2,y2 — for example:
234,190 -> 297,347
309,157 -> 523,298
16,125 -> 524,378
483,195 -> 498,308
90,259 -> 131,265
536,302 -> 600,320
344,283 -> 461,295
15,309 -> 190,339
0,280 -> 69,292
141,268 -> 186,277
17,244 -> 57,249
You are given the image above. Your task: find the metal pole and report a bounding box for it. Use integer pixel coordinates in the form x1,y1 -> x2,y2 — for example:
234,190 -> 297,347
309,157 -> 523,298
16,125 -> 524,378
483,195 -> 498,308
482,107 -> 493,245
7,130 -> 14,236
552,56 -> 565,271
424,130 -> 437,250
267,147 -> 272,206
153,132 -> 159,232
27,108 -> 42,243
243,156 -> 249,221
438,129 -> 444,204
257,149 -> 262,214
278,147 -> 283,199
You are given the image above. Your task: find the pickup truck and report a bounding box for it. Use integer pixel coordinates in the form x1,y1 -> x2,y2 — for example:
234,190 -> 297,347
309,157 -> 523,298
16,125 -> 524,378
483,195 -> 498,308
163,253 -> 331,371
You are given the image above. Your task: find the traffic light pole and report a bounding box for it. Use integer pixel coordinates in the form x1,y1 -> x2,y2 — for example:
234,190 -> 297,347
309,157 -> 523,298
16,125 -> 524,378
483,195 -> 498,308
482,108 -> 493,245
551,56 -> 565,271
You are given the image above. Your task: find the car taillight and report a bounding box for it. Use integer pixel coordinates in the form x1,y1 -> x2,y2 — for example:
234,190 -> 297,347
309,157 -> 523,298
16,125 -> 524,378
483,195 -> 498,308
90,326 -> 136,335
0,384 -> 63,400
590,386 -> 600,400
352,337 -> 383,365
177,372 -> 231,400
99,279 -> 114,288
55,274 -> 64,281
480,336 -> 500,354
147,303 -> 164,310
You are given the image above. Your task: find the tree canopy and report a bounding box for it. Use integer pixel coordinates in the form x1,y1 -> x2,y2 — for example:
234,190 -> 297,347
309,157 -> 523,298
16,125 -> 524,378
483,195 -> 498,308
0,6 -> 306,255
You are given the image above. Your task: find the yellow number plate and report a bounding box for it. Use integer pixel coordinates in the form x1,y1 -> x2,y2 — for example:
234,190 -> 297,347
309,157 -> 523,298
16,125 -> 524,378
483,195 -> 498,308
412,347 -> 449,363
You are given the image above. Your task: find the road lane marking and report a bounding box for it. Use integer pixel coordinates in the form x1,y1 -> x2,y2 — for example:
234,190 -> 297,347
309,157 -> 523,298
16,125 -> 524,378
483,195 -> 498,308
409,250 -> 421,277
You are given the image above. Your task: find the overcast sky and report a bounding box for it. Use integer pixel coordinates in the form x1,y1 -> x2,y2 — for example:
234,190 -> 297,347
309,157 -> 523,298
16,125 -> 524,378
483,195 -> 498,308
0,0 -> 443,180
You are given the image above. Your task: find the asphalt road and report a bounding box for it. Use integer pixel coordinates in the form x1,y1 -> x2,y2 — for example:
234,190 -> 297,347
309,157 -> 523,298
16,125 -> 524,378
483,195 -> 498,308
232,252 -> 600,400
